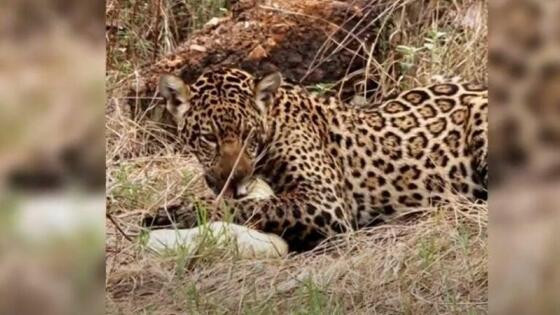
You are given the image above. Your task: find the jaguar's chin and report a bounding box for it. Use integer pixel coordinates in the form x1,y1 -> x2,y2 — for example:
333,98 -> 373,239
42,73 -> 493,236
206,176 -> 274,201
204,178 -> 241,199
233,181 -> 250,199
234,177 -> 275,201
204,172 -> 259,200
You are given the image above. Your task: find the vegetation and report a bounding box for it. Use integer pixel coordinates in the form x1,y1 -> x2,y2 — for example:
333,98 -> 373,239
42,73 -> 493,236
106,0 -> 488,313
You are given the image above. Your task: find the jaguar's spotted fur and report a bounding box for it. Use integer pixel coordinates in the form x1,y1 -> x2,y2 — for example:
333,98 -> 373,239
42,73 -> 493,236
144,68 -> 488,251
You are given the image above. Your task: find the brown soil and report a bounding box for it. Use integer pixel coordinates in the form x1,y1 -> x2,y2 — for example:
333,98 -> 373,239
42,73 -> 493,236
124,0 -> 386,110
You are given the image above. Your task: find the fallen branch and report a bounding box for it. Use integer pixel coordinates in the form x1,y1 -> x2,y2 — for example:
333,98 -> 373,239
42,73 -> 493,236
107,212 -> 134,242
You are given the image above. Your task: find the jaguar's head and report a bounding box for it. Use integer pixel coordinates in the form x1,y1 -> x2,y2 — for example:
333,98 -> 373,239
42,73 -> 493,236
158,68 -> 282,197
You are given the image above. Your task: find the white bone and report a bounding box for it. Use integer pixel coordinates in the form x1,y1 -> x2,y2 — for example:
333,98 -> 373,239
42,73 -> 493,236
147,222 -> 288,258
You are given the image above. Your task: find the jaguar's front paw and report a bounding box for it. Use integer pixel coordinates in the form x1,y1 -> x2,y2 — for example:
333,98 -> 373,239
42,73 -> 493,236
142,203 -> 198,229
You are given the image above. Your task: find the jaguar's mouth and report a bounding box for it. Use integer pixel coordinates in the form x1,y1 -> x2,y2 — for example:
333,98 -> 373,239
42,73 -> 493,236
233,181 -> 250,199
235,177 -> 275,201
204,173 -> 249,199
204,173 -> 273,201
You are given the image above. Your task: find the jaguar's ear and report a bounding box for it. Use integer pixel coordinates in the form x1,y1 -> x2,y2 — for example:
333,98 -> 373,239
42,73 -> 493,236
159,74 -> 190,131
254,72 -> 282,115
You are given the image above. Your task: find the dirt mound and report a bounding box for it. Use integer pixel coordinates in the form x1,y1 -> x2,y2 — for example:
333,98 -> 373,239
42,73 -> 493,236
125,0 -> 384,107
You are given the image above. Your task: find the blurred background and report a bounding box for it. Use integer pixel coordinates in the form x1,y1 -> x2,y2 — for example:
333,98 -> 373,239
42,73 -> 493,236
0,0 -> 105,314
490,0 -> 560,314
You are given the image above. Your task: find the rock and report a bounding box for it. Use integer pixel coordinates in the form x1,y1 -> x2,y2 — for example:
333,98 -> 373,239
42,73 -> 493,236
204,16 -> 229,28
189,44 -> 207,52
248,44 -> 268,60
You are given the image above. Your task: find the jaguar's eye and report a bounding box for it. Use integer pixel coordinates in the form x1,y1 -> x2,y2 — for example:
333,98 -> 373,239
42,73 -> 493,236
200,133 -> 218,144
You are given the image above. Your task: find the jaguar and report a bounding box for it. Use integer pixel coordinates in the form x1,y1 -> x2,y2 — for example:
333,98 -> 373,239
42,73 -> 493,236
143,67 -> 488,251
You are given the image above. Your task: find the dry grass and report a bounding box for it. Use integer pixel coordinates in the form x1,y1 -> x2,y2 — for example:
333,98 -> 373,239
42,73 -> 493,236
107,198 -> 486,314
106,0 -> 488,313
106,0 -> 229,86
302,0 -> 488,102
